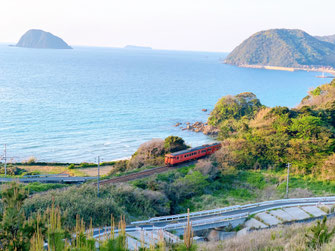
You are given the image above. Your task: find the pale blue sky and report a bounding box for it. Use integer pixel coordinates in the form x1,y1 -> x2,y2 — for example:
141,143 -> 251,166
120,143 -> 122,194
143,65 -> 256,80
1,0 -> 334,51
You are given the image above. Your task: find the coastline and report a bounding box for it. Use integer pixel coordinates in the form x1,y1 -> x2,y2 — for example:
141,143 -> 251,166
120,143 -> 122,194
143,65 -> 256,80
236,64 -> 335,75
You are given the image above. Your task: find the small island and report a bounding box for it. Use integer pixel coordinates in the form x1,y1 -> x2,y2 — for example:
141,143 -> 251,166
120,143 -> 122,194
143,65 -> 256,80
124,45 -> 152,50
16,29 -> 72,49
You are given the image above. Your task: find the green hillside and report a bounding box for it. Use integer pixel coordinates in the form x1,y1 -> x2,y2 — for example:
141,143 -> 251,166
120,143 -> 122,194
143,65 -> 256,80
225,29 -> 335,68
208,79 -> 335,179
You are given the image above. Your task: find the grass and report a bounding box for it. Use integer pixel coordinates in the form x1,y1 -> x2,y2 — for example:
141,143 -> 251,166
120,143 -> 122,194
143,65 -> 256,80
24,182 -> 69,194
198,217 -> 335,251
20,165 -> 87,176
174,169 -> 335,213
277,176 -> 335,196
0,182 -> 69,197
107,165 -> 157,178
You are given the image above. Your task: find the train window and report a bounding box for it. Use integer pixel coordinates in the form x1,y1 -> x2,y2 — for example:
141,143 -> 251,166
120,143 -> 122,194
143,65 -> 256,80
177,157 -> 179,160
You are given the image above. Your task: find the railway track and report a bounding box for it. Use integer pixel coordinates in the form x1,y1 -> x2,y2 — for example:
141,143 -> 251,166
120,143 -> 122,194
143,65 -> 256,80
99,161 -> 196,185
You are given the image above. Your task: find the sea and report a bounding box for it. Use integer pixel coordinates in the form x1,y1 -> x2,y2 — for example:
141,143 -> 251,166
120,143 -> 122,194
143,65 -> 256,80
0,44 -> 327,163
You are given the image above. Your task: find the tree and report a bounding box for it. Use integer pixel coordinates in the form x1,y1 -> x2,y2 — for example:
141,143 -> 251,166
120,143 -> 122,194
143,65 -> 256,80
164,136 -> 188,153
0,182 -> 31,250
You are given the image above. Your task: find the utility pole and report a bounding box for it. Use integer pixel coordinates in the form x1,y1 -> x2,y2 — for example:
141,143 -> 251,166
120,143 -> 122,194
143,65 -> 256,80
4,144 -> 7,176
97,156 -> 100,197
286,163 -> 291,199
1,145 -> 18,177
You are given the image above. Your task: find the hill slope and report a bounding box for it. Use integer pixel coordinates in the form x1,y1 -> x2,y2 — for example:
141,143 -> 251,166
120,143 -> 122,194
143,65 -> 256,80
225,29 -> 335,69
207,79 -> 335,179
16,29 -> 72,49
315,34 -> 335,44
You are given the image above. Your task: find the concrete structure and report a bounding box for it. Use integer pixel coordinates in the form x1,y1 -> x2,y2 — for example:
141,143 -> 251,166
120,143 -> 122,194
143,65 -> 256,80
302,206 -> 327,217
245,218 -> 267,229
256,212 -> 281,226
269,209 -> 295,222
284,207 -> 310,220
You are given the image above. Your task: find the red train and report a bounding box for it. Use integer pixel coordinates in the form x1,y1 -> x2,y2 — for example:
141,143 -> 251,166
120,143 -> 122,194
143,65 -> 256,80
165,142 -> 221,166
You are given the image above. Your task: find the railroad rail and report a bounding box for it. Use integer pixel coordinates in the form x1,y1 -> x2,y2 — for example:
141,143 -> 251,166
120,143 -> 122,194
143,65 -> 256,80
99,161 -> 196,185
99,166 -> 171,185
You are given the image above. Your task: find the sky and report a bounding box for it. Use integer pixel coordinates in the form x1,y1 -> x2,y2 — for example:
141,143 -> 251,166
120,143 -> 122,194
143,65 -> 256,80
1,0 -> 334,52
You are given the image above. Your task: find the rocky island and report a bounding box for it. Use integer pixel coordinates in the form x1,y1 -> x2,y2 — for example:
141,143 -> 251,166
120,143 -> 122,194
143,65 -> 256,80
16,29 -> 72,49
225,29 -> 335,73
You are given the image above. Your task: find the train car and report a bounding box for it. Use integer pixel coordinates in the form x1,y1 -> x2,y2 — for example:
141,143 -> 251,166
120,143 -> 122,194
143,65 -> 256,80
165,142 -> 221,166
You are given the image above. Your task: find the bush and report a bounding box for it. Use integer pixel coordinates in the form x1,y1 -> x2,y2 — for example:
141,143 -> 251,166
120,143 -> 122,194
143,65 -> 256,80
128,139 -> 165,169
79,162 -> 97,168
164,136 -> 188,153
0,165 -> 26,175
208,92 -> 263,126
23,183 -> 170,228
68,164 -> 76,169
108,160 -> 129,175
24,156 -> 37,165
306,216 -> 335,249
194,158 -> 218,180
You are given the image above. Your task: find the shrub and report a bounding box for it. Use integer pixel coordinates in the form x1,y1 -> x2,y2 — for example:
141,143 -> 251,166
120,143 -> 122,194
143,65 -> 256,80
128,139 -> 165,169
194,159 -> 218,180
108,160 -> 129,175
164,136 -> 188,153
305,216 -> 335,249
68,163 -> 75,169
320,153 -> 335,181
23,183 -> 170,228
24,156 -> 37,165
79,162 -> 97,168
208,92 -> 263,126
0,164 -> 26,175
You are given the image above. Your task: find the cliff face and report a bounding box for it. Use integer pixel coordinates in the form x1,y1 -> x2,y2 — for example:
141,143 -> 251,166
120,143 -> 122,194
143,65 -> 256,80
225,29 -> 335,68
16,29 -> 72,49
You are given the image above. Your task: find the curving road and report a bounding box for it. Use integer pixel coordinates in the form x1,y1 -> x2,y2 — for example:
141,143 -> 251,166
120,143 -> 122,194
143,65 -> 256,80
91,196 -> 335,238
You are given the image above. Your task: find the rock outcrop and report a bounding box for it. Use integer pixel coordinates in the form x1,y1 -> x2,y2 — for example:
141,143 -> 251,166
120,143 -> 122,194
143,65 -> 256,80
181,121 -> 219,135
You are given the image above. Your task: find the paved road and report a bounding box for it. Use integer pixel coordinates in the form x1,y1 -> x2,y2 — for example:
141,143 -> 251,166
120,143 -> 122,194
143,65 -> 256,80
0,161 -> 198,184
92,196 -> 335,237
121,197 -> 335,235
0,176 -> 96,184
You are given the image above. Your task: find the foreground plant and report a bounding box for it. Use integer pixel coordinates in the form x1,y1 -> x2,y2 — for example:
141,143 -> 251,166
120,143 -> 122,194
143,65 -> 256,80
305,216 -> 335,249
0,182 -> 37,250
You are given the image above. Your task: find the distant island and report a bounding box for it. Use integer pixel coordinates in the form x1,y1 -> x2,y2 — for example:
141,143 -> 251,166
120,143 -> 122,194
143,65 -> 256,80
124,45 -> 152,50
224,29 -> 335,74
16,29 -> 72,49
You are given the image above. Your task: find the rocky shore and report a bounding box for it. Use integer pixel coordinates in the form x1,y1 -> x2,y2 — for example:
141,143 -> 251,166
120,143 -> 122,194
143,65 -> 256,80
175,121 -> 219,135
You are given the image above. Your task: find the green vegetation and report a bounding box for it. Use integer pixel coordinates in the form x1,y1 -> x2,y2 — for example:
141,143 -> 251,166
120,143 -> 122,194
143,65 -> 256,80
224,29 -> 335,68
23,182 -> 69,194
305,216 -> 335,249
109,136 -> 188,175
131,161 -> 334,214
164,136 -> 189,153
209,80 -> 335,181
0,182 -> 195,251
23,182 -> 170,228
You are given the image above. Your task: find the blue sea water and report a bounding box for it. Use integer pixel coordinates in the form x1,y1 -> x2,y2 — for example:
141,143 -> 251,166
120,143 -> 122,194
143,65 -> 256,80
0,45 -> 327,162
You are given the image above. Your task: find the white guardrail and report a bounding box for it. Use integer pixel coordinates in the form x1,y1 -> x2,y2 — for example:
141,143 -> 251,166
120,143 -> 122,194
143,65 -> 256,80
131,196 -> 335,225
93,198 -> 335,239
